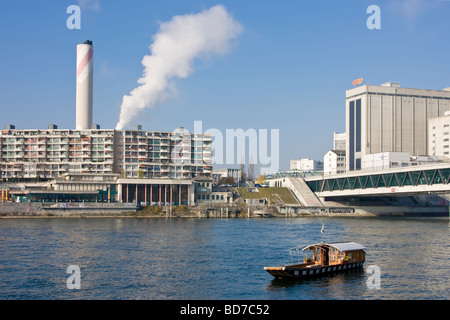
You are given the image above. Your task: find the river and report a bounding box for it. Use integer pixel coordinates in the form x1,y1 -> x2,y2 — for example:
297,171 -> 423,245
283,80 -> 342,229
0,216 -> 448,300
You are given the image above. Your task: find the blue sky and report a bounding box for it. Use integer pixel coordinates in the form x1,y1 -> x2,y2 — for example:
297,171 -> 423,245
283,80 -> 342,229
1,0 -> 450,171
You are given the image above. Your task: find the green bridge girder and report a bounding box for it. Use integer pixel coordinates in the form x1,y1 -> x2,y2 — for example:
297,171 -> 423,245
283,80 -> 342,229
306,168 -> 450,193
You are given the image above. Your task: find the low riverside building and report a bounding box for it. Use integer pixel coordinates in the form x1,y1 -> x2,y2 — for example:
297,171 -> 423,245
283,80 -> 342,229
117,178 -> 194,206
10,172 -> 120,203
8,173 -> 218,206
194,176 -> 233,204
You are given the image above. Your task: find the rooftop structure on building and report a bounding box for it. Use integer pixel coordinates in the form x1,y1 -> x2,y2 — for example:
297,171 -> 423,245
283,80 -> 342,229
361,152 -> 411,171
290,158 -> 324,172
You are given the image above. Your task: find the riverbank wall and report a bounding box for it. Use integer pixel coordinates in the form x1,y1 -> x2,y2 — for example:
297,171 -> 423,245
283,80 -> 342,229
0,202 -> 138,218
0,202 -> 448,218
291,205 -> 448,217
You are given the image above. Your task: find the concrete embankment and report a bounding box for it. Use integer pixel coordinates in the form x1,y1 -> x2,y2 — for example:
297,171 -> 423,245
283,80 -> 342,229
0,202 -> 138,218
0,202 -> 448,218
353,205 -> 448,217
292,206 -> 448,217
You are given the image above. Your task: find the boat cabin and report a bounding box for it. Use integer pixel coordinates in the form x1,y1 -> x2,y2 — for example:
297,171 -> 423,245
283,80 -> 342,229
264,241 -> 366,278
302,241 -> 366,266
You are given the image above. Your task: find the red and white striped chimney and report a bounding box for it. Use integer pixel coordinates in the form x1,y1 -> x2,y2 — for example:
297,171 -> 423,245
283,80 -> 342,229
76,40 -> 93,130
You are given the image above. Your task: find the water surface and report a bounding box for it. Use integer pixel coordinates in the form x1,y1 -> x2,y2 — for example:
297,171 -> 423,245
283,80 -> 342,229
0,217 -> 448,300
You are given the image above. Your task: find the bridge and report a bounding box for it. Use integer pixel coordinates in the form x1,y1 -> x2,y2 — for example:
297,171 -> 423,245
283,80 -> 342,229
304,163 -> 450,200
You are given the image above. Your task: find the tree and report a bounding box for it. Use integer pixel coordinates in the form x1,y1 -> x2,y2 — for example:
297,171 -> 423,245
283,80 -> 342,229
256,174 -> 266,185
218,177 -> 235,185
248,163 -> 254,181
240,161 -> 246,181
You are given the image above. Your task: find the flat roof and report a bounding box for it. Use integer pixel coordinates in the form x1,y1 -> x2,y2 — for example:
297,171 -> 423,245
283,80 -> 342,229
117,178 -> 193,185
346,84 -> 450,99
303,241 -> 366,252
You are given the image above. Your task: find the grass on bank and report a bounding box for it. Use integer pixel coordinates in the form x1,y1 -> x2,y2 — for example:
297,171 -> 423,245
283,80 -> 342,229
237,187 -> 299,205
133,205 -> 191,217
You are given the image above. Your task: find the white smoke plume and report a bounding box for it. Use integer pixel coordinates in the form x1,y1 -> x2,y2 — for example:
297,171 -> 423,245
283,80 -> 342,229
116,4 -> 243,130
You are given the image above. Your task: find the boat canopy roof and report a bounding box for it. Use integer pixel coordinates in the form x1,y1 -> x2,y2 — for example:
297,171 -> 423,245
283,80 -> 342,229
302,241 -> 366,252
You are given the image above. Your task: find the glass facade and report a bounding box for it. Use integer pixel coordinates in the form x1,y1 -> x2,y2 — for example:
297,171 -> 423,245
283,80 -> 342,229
349,101 -> 354,171
348,99 -> 361,171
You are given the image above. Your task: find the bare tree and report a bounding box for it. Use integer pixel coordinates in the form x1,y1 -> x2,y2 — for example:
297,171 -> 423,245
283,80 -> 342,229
248,157 -> 254,181
240,158 -> 246,182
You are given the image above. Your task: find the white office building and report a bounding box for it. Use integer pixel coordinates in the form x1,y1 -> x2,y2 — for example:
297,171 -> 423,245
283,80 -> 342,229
333,132 -> 346,151
290,158 -> 323,172
429,111 -> 450,158
324,150 -> 346,175
346,82 -> 450,171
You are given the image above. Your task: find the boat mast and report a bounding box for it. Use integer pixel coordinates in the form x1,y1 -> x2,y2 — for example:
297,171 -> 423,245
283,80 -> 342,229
321,221 -> 324,243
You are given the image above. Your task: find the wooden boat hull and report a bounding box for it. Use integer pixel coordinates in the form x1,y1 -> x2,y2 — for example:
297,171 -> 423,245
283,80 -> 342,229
264,261 -> 365,279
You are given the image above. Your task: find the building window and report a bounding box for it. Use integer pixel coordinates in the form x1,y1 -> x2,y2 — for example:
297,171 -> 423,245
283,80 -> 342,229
349,100 -> 355,171
355,99 -> 361,153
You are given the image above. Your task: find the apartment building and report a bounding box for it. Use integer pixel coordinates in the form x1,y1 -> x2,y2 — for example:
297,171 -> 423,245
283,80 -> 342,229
0,126 -> 115,179
0,125 -> 212,181
115,127 -> 212,179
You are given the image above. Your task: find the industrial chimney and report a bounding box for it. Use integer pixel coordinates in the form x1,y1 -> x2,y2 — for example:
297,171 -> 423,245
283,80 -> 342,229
76,40 -> 93,130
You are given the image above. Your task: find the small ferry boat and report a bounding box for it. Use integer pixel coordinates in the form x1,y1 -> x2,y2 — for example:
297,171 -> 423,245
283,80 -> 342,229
264,241 -> 366,279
